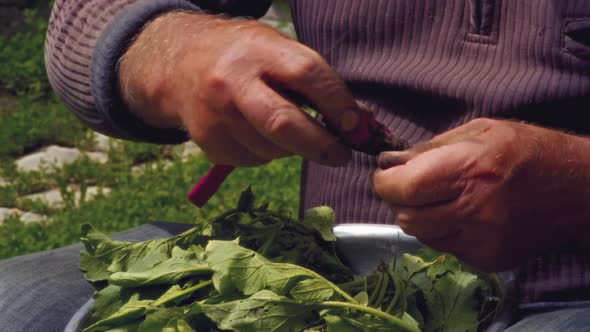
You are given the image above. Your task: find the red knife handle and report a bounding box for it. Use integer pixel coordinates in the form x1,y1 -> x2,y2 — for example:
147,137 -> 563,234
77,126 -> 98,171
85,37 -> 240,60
187,164 -> 235,207
323,109 -> 409,155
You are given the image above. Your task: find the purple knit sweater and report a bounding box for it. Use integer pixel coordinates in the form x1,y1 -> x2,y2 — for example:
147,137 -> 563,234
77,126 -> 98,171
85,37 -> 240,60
45,0 -> 590,304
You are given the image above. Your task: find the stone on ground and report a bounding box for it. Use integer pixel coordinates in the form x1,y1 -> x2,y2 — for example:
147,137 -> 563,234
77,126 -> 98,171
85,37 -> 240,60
182,141 -> 201,160
0,207 -> 47,224
15,145 -> 108,172
22,186 -> 111,207
92,133 -> 112,152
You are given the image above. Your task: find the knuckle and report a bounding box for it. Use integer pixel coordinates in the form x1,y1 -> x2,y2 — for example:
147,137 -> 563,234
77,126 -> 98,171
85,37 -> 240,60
264,108 -> 294,137
204,70 -> 230,92
288,53 -> 323,78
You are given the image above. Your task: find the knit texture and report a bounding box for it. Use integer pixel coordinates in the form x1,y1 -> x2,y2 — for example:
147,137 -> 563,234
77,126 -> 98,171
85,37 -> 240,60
292,0 -> 590,304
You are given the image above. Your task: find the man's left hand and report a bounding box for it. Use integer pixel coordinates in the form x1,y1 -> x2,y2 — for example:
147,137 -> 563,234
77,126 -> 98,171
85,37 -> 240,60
373,118 -> 590,272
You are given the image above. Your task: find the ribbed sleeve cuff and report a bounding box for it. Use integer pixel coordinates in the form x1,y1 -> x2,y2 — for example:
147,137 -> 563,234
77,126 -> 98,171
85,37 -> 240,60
91,0 -> 200,144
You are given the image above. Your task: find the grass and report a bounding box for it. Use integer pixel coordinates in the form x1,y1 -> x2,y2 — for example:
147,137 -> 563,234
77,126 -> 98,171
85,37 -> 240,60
0,152 -> 301,260
0,2 -> 301,260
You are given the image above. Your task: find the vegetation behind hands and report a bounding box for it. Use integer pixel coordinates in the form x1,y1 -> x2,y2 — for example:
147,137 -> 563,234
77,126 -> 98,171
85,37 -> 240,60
0,2 -> 301,260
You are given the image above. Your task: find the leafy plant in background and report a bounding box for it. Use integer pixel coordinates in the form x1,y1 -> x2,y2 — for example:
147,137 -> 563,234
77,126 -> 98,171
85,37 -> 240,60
0,95 -> 93,159
0,7 -> 51,98
0,156 -> 301,259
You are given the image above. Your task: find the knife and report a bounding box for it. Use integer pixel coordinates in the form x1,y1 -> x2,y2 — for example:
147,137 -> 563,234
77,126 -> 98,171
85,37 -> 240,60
188,101 -> 409,207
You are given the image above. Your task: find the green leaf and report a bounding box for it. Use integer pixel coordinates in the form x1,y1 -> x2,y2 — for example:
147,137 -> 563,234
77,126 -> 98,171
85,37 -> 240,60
152,280 -> 214,308
83,294 -> 152,332
205,240 -> 317,296
290,278 -> 335,303
426,256 -> 461,280
86,285 -> 133,327
401,312 -> 420,328
200,290 -> 316,332
80,224 -> 202,283
423,271 -> 482,332
108,246 -> 211,287
237,187 -> 255,212
396,254 -> 437,281
83,285 -> 172,329
319,302 -> 421,332
320,309 -> 420,332
151,285 -> 192,307
323,314 -> 359,332
302,206 -> 337,242
139,307 -> 195,332
80,225 -> 128,283
204,240 -> 354,302
353,291 -> 369,307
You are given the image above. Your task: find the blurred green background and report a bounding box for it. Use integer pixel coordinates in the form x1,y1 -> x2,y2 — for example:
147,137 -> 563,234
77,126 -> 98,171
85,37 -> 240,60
0,0 -> 301,259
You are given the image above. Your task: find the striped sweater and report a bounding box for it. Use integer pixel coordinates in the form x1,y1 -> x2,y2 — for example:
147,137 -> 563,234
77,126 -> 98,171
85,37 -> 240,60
45,0 -> 590,304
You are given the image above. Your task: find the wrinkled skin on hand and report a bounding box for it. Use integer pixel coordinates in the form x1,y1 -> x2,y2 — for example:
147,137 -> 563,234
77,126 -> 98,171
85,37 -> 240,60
119,11 -> 361,167
373,118 -> 590,272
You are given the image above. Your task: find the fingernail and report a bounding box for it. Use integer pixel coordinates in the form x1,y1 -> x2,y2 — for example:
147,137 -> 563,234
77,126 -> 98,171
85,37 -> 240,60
340,110 -> 359,132
378,152 -> 405,169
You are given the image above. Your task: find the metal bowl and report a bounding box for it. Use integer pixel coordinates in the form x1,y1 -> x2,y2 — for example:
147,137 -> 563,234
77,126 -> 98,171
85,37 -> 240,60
333,223 -> 423,274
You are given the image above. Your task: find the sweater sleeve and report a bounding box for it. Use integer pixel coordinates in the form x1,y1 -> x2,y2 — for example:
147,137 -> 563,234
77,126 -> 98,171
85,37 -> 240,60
45,0 -> 273,144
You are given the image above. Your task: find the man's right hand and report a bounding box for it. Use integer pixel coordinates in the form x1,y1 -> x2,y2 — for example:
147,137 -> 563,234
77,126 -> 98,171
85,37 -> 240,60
119,11 -> 360,167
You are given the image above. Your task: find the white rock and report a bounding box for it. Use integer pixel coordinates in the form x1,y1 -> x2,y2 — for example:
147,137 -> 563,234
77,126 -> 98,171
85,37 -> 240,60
0,208 -> 19,223
22,186 -> 111,207
92,133 -> 112,152
182,142 -> 201,160
24,188 -> 63,206
86,151 -> 108,164
16,146 -> 82,172
15,146 -> 108,172
0,207 -> 47,224
19,212 -> 48,224
84,186 -> 111,201
132,161 -> 173,176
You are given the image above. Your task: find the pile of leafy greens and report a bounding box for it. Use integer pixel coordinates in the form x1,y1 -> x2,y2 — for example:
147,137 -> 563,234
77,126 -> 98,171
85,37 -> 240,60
79,188 -> 502,332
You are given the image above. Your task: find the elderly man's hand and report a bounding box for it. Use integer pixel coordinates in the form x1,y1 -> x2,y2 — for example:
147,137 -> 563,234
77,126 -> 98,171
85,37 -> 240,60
373,118 -> 590,272
119,11 -> 359,167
